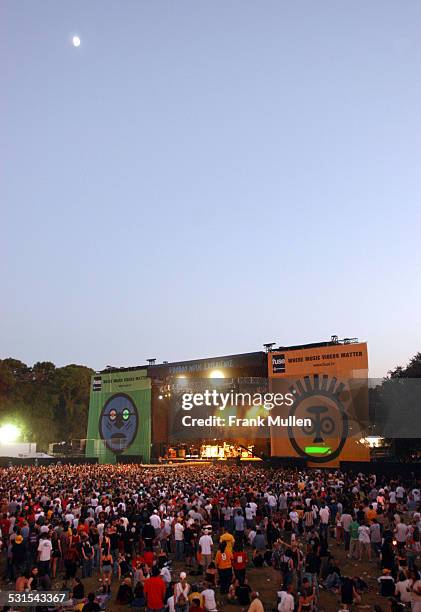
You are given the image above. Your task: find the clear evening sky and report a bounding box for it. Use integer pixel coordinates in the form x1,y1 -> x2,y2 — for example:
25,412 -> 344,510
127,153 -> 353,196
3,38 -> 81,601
1,1 -> 420,377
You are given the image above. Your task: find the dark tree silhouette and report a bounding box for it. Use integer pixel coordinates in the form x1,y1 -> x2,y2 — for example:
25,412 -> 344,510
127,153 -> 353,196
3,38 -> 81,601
0,359 -> 93,449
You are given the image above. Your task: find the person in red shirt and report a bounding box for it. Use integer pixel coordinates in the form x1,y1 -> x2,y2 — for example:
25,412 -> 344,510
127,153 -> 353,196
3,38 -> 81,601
16,515 -> 25,529
142,549 -> 155,569
232,541 -> 248,585
143,565 -> 166,611
132,553 -> 144,569
77,522 -> 88,536
0,514 -> 11,540
26,508 -> 35,526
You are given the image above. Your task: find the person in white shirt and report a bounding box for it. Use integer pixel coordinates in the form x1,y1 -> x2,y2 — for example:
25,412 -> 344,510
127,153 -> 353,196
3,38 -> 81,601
358,523 -> 371,561
245,505 -> 254,527
162,517 -> 172,539
73,505 -> 81,518
248,529 -> 257,546
150,510 -> 161,532
395,521 -> 409,545
319,503 -> 330,541
198,530 -> 213,571
160,564 -> 172,585
174,571 -> 191,610
412,488 -> 420,503
267,493 -> 277,512
389,491 -> 397,507
201,586 -> 217,611
37,534 -> 52,575
289,510 -> 299,533
396,485 -> 405,501
395,572 -> 412,604
174,520 -> 184,561
166,594 -> 175,612
410,576 -> 421,610
319,505 -> 330,525
278,585 -> 295,612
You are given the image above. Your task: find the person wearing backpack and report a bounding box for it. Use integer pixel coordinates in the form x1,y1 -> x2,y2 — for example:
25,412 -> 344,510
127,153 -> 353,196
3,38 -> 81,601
174,571 -> 191,612
279,549 -> 294,589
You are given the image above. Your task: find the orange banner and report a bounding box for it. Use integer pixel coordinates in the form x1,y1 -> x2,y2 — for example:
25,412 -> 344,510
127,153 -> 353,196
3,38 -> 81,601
269,343 -> 368,378
269,343 -> 369,467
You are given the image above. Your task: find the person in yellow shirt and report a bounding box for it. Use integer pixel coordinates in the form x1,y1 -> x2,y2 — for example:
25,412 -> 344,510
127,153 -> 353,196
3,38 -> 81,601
219,527 -> 235,554
247,591 -> 264,612
188,590 -> 204,606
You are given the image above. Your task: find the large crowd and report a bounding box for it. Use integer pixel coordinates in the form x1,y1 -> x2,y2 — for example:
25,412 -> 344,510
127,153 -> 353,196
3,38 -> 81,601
0,463 -> 420,612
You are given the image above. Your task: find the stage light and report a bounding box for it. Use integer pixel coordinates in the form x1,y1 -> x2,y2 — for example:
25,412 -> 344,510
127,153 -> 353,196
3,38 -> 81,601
158,395 -> 163,400
359,436 -> 383,448
176,374 -> 188,387
0,423 -> 21,444
209,370 -> 225,379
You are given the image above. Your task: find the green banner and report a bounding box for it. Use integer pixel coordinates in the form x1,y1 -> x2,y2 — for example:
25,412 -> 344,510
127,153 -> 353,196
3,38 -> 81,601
85,370 -> 151,464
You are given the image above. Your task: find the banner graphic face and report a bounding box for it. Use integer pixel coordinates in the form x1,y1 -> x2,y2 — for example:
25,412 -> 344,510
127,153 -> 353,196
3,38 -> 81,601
85,371 -> 151,464
269,343 -> 369,466
284,375 -> 351,463
98,393 -> 139,454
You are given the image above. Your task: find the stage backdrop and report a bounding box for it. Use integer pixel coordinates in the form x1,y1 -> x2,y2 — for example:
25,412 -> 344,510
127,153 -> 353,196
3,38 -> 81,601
269,342 -> 369,467
85,370 -> 151,464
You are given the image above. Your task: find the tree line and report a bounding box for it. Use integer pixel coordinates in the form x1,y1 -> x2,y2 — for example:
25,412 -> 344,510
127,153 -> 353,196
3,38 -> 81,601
371,352 -> 421,460
0,359 -> 93,450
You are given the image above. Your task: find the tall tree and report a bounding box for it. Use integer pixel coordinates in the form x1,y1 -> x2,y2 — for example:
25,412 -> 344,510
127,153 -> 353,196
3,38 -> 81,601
0,359 -> 93,450
377,353 -> 421,461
